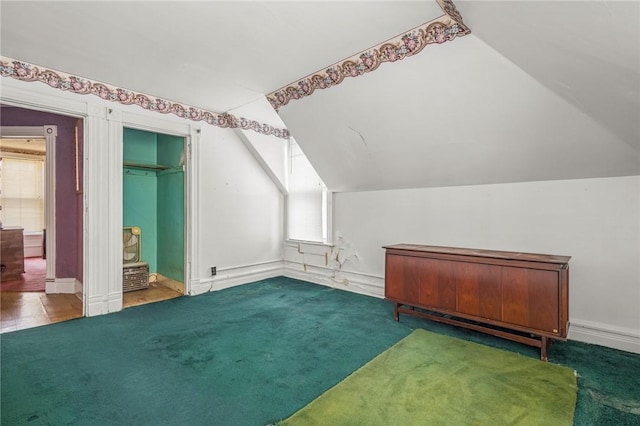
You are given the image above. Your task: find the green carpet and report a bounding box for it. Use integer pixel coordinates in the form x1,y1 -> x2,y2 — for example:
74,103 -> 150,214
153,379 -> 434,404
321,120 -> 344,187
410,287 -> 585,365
281,329 -> 577,425
0,278 -> 411,425
1,277 -> 639,425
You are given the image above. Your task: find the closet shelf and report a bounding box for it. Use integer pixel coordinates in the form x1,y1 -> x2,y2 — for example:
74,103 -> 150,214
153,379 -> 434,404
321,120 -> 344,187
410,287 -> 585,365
124,162 -> 171,171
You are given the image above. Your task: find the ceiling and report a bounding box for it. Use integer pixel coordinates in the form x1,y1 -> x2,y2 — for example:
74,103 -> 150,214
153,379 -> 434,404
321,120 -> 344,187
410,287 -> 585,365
1,1 -> 638,191
0,1 -> 443,112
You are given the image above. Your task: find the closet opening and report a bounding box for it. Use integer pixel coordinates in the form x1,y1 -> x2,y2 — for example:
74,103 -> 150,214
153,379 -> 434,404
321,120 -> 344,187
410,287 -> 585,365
122,127 -> 186,307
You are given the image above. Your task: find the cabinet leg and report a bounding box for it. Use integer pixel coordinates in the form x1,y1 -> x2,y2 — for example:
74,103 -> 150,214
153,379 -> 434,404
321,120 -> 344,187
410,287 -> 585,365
540,336 -> 549,362
394,303 -> 399,322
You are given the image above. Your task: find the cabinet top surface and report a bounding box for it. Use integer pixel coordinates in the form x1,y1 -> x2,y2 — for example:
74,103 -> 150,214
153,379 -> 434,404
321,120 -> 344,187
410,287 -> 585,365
1,226 -> 24,232
384,244 -> 571,264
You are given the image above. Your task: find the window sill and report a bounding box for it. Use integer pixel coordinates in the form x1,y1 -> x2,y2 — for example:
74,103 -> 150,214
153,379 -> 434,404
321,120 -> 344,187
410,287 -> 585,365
285,239 -> 333,248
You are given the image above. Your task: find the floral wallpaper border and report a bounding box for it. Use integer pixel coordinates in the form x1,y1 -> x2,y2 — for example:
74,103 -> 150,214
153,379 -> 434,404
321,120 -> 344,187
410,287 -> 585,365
1,0 -> 468,136
267,0 -> 470,110
0,57 -> 291,140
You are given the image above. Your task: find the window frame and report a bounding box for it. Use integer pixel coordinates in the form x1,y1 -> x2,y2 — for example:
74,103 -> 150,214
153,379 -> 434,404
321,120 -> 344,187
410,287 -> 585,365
0,154 -> 46,233
284,189 -> 333,246
284,137 -> 332,246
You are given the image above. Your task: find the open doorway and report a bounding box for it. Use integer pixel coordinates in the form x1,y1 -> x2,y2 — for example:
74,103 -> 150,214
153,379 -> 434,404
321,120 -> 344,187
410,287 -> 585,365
0,107 -> 84,332
0,135 -> 47,292
122,127 -> 185,308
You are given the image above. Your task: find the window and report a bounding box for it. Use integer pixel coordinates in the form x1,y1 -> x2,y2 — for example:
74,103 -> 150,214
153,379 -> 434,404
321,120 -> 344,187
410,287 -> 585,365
0,157 -> 45,233
286,138 -> 329,243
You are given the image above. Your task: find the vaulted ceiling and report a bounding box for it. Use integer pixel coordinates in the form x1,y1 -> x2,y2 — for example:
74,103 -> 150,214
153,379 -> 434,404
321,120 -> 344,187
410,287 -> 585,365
1,1 -> 638,191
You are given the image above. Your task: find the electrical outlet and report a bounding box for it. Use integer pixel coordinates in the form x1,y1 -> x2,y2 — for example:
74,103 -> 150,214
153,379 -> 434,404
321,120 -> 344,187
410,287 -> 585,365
211,266 -> 217,276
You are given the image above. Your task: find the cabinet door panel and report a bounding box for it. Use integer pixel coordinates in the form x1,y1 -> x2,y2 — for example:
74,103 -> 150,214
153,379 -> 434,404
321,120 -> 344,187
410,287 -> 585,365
502,267 -> 559,333
385,254 -> 420,302
526,269 -> 561,333
455,262 -> 502,321
416,258 -> 456,311
501,267 -> 528,326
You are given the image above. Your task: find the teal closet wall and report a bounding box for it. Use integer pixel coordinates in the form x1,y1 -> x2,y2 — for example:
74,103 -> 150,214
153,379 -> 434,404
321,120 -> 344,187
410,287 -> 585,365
123,128 -> 159,272
123,128 -> 184,283
157,134 -> 184,283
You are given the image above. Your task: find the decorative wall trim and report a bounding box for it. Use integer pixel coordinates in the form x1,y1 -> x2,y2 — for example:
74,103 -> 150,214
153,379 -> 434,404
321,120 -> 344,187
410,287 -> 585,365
105,107 -> 124,312
267,0 -> 470,110
83,106 -> 114,317
0,57 -> 290,140
43,125 -> 57,284
186,125 -> 201,297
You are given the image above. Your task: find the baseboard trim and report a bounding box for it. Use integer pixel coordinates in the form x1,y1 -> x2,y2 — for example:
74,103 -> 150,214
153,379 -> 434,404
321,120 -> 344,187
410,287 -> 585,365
283,261 -> 384,298
45,278 -> 78,294
190,260 -> 283,296
86,296 -> 106,317
569,319 -> 640,354
85,291 -> 122,317
75,279 -> 83,296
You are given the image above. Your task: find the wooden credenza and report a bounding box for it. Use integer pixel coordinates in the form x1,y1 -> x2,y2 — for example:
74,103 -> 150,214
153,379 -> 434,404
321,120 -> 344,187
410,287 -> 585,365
384,244 -> 570,361
1,227 -> 25,281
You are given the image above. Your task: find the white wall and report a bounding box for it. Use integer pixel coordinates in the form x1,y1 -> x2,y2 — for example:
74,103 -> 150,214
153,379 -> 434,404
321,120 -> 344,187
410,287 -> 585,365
286,176 -> 640,353
280,35 -> 639,192
229,97 -> 289,193
197,124 -> 284,291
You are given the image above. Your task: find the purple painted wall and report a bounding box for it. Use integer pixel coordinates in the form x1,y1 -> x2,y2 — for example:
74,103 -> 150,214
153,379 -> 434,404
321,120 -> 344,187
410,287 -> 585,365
1,106 -> 83,280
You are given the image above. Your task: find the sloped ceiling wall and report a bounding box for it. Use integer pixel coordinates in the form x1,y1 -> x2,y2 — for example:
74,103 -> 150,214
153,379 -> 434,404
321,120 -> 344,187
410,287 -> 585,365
278,1 -> 640,191
458,1 -> 640,153
1,1 -> 638,193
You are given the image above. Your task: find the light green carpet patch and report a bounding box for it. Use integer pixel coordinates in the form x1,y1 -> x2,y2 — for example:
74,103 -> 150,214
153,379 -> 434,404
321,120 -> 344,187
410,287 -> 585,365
281,329 -> 577,425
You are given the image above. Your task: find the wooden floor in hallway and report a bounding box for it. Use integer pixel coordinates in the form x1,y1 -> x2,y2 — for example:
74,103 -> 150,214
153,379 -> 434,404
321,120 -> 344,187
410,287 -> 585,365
1,281 -> 182,333
0,292 -> 82,333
